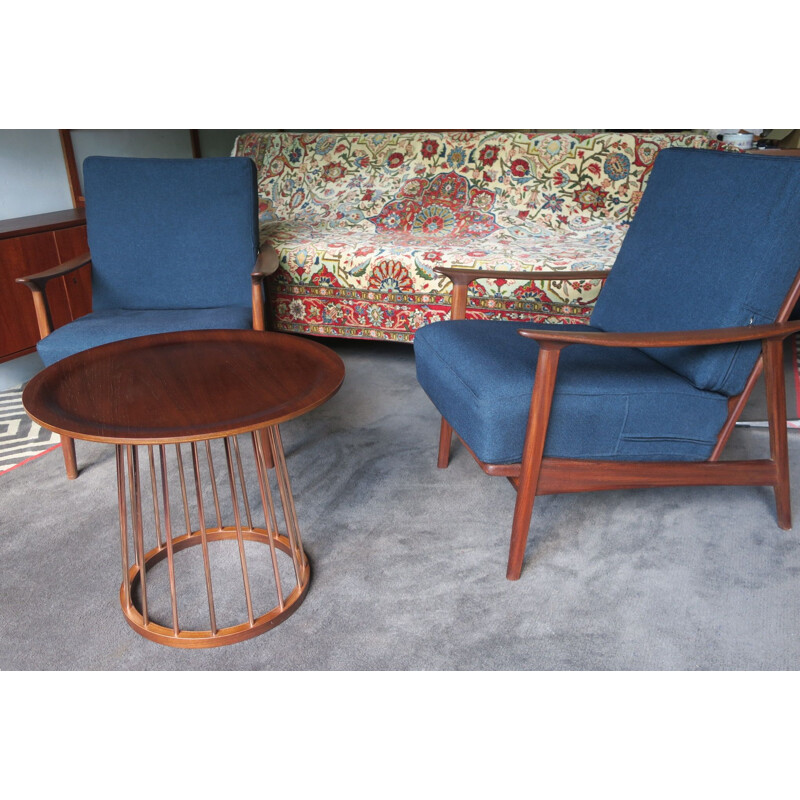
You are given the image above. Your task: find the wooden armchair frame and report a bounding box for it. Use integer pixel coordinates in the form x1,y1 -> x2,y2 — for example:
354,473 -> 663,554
434,265 -> 800,580
16,245 -> 280,479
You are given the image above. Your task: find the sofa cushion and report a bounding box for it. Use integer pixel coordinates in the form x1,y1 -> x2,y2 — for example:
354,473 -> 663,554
590,149 -> 800,396
414,320 -> 730,464
265,218 -> 621,336
84,156 -> 259,312
37,306 -> 253,367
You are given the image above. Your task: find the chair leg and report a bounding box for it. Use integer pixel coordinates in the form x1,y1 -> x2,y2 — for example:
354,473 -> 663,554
507,481 -> 538,580
258,428 -> 275,470
774,474 -> 792,530
764,339 -> 792,529
437,417 -> 453,468
61,435 -> 78,479
506,343 -> 564,580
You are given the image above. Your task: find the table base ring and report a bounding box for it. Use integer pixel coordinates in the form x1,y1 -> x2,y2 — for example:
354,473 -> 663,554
121,527 -> 310,648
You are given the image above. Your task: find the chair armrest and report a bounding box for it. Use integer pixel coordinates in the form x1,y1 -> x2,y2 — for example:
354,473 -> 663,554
15,252 -> 92,340
518,321 -> 800,349
435,265 -> 610,320
517,320 -> 800,478
435,265 -> 611,284
250,245 -> 279,331
15,252 -> 92,292
252,245 -> 279,280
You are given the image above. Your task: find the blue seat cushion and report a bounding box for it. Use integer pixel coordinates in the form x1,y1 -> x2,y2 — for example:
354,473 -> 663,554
590,149 -> 800,396
414,320 -> 730,464
37,306 -> 253,366
83,156 -> 259,312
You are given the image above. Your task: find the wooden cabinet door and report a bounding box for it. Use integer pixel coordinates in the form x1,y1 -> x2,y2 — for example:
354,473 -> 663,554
0,232 -> 65,359
0,223 -> 91,362
54,225 -> 91,322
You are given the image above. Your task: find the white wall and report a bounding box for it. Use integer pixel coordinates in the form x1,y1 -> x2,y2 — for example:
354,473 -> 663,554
0,129 -> 253,221
0,130 -> 74,219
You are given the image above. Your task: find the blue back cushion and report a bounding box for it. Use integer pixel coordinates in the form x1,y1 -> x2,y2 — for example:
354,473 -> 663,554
83,156 -> 259,311
590,149 -> 800,396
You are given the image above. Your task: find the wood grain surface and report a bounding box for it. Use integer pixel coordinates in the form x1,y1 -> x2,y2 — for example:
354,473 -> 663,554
22,329 -> 345,444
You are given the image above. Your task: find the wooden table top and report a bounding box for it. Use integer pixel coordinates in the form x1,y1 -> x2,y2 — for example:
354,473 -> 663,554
22,329 -> 345,444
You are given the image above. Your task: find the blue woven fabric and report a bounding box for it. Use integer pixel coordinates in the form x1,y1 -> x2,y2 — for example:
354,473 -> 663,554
83,156 -> 259,311
414,321 -> 729,464
36,156 -> 260,366
37,307 -> 252,366
590,148 -> 800,396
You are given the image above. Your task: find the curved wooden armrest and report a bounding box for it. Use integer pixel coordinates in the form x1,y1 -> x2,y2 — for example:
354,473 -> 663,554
250,245 -> 280,331
15,251 -> 92,340
16,252 -> 92,292
252,244 -> 279,280
436,265 -> 610,321
518,320 -> 800,349
435,265 -> 610,285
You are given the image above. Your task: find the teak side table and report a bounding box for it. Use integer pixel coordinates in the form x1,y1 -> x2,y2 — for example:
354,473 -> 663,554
22,329 -> 345,648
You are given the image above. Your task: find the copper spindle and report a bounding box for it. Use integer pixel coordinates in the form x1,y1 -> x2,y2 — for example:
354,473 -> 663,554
232,435 -> 254,531
269,426 -> 306,581
224,436 -> 255,626
252,430 -> 285,610
116,446 -> 132,611
205,440 -> 223,532
126,445 -> 139,569
128,445 -> 149,626
175,443 -> 193,537
191,442 -> 218,636
148,445 -> 164,549
159,445 -> 180,635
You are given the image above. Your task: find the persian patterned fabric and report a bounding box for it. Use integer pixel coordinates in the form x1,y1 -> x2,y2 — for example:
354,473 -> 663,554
232,130 -> 736,341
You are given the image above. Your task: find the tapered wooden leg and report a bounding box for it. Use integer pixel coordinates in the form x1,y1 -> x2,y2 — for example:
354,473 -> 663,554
764,339 -> 792,529
507,344 -> 564,580
507,488 -> 538,580
436,276 -> 468,470
437,417 -> 453,468
61,434 -> 78,479
259,428 -> 274,469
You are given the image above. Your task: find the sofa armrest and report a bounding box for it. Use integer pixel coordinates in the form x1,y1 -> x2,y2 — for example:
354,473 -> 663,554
435,265 -> 610,320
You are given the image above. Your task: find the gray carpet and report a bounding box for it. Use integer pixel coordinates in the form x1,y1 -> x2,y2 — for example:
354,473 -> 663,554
2,338 -> 800,670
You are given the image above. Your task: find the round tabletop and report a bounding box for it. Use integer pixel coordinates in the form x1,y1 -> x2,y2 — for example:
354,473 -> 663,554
22,329 -> 345,444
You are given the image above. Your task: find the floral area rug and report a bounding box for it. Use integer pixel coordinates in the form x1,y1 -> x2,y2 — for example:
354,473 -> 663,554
0,384 -> 61,476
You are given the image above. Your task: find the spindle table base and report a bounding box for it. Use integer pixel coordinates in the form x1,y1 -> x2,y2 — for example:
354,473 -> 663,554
115,427 -> 310,649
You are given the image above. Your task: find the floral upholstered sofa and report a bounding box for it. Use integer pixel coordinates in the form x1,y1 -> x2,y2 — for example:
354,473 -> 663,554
232,131 -> 734,342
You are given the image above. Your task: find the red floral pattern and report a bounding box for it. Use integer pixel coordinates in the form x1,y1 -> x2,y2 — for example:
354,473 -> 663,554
573,182 -> 609,211
368,259 -> 414,292
368,172 -> 499,239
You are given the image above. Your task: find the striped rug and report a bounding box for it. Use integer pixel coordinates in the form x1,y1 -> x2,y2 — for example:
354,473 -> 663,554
0,384 -> 61,476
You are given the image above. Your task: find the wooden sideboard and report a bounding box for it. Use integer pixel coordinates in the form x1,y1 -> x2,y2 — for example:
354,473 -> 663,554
0,209 -> 91,363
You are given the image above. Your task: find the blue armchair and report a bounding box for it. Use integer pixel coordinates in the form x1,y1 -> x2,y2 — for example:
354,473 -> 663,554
18,156 -> 277,479
415,148 -> 800,580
